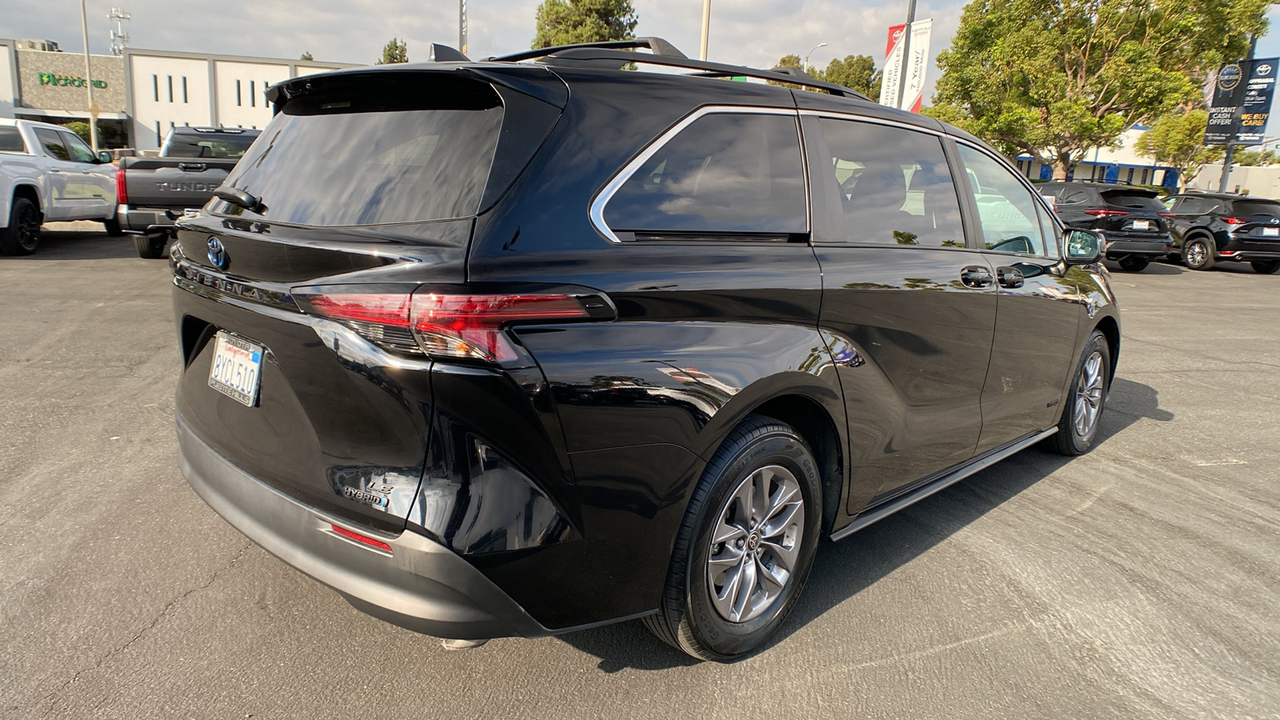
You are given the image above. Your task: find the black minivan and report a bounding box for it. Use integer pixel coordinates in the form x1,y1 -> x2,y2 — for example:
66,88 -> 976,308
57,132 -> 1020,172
172,40 -> 1119,661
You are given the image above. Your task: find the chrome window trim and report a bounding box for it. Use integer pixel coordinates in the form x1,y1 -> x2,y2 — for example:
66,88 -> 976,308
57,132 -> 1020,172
797,109 -> 948,138
589,105 -> 806,244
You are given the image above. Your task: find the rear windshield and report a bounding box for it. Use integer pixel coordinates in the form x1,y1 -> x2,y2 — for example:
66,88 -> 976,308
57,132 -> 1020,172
217,76 -> 503,226
164,132 -> 258,159
1231,200 -> 1280,217
1101,190 -> 1165,211
0,126 -> 25,153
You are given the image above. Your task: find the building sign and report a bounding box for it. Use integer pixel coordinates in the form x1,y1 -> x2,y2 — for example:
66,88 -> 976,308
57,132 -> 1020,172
1205,58 -> 1276,145
37,72 -> 107,89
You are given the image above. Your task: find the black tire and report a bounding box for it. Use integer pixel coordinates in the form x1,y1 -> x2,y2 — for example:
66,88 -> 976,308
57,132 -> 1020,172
1047,330 -> 1111,456
0,196 -> 41,256
1250,259 -> 1280,275
1116,257 -> 1150,272
644,415 -> 823,662
102,217 -> 124,237
134,233 -> 168,259
1183,236 -> 1216,270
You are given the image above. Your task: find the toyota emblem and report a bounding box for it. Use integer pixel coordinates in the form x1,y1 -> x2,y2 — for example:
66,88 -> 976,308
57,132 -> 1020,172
207,236 -> 229,270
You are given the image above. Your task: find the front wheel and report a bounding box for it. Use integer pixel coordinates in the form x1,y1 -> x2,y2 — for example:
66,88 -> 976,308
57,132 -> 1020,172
1183,237 -> 1216,270
1117,256 -> 1150,272
1047,330 -> 1111,456
1250,259 -> 1280,275
644,415 -> 822,662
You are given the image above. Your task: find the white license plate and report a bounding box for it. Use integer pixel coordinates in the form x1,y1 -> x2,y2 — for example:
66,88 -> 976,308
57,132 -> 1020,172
1264,227 -> 1279,237
1132,219 -> 1151,231
208,332 -> 263,407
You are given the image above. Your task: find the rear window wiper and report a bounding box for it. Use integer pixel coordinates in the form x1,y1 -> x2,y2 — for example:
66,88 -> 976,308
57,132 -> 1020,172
213,186 -> 263,212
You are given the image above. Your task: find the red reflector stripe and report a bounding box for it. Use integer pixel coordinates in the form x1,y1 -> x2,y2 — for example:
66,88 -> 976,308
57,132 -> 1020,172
1084,209 -> 1130,216
330,524 -> 393,553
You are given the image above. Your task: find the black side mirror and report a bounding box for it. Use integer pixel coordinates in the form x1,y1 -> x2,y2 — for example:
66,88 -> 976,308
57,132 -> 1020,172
97,151 -> 113,164
1063,229 -> 1103,265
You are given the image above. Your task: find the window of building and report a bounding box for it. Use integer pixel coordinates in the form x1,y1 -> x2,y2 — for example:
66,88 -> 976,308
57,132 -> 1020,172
602,112 -> 807,238
182,76 -> 188,103
250,81 -> 256,107
1126,168 -> 1134,183
236,79 -> 242,107
809,117 -> 965,247
957,144 -> 1052,256
155,121 -> 162,145
152,74 -> 158,102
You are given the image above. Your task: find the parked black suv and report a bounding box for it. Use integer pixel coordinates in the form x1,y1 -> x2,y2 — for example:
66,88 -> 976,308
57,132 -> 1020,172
1165,192 -> 1280,273
171,39 -> 1119,661
1040,181 -> 1173,272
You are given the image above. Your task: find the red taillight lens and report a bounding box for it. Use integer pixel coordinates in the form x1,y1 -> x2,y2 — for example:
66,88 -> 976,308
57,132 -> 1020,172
330,524 -> 392,553
1223,216 -> 1249,225
1084,208 -> 1130,216
301,290 -> 593,363
1158,212 -> 1175,218
115,165 -> 127,205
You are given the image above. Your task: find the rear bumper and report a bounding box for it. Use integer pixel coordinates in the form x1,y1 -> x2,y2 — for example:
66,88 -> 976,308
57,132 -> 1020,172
118,204 -> 178,235
1102,234 -> 1171,258
1221,238 -> 1280,261
176,410 -> 549,640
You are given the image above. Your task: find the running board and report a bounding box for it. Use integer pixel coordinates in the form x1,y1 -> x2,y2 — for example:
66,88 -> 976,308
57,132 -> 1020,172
830,428 -> 1058,542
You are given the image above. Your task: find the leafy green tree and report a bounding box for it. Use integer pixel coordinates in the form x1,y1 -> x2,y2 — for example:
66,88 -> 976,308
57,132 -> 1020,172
1232,148 -> 1276,166
376,38 -> 408,65
929,0 -> 1269,179
1135,110 -> 1224,190
821,55 -> 880,102
300,51 -> 314,61
533,0 -> 637,48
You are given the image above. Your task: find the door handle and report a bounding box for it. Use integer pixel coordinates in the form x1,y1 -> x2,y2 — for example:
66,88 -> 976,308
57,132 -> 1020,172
49,168 -> 61,173
959,265 -> 993,288
996,266 -> 1025,288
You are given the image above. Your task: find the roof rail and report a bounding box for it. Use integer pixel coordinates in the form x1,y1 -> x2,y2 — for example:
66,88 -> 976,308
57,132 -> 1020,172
490,37 -> 687,63
491,40 -> 868,100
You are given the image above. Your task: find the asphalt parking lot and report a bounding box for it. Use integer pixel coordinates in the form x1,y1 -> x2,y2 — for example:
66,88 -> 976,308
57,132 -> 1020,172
1,224 -> 1277,719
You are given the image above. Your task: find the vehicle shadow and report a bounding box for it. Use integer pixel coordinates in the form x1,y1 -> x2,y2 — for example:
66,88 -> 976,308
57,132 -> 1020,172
1135,261 -> 1185,275
0,227 -> 137,262
554,375 -> 1172,671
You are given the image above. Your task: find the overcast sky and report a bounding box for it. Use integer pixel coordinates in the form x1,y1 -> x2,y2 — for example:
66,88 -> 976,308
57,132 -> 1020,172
4,0 -> 1280,114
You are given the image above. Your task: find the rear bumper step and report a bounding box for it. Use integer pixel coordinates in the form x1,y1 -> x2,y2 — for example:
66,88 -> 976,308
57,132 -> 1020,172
176,410 -> 549,640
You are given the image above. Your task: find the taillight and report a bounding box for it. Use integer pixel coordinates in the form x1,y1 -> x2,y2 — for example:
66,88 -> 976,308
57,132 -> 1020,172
1158,212 -> 1175,218
1223,216 -> 1249,225
1084,208 -> 1130,216
300,289 -> 599,363
115,165 -> 127,205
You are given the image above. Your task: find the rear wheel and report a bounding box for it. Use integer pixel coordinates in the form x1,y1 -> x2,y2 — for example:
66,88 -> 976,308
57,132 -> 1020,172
1250,259 -> 1280,275
1183,236 -> 1215,270
644,415 -> 822,662
134,233 -> 168,259
1117,256 -> 1150,272
1047,330 -> 1111,456
0,197 -> 41,256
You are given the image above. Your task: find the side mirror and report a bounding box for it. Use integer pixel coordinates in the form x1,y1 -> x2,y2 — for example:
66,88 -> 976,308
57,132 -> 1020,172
97,151 -> 113,164
1063,229 -> 1102,265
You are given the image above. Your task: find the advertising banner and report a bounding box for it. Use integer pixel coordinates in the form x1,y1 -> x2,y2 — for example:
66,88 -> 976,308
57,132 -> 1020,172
900,18 -> 933,113
1205,58 -> 1278,145
879,23 -> 907,110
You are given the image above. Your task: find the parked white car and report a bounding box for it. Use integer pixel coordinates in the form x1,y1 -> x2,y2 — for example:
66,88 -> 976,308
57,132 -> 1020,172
0,118 -> 119,255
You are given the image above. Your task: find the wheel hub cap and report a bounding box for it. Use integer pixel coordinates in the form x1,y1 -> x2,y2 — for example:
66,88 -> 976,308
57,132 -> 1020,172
705,464 -> 805,624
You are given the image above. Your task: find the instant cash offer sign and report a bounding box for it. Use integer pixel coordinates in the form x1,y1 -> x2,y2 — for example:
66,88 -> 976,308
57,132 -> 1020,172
1205,58 -> 1277,145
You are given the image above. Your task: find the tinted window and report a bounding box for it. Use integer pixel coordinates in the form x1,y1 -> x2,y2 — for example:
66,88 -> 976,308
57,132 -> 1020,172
604,112 -> 806,235
1101,189 -> 1165,212
1059,188 -> 1091,205
34,128 -> 69,161
1175,197 -> 1214,214
164,132 -> 258,159
62,132 -> 96,163
0,127 -> 25,153
1231,200 -> 1280,217
958,145 -> 1051,255
812,118 -> 965,247
219,77 -> 503,226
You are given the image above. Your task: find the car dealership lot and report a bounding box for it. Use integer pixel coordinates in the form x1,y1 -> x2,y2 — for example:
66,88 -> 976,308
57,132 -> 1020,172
1,225 -> 1277,719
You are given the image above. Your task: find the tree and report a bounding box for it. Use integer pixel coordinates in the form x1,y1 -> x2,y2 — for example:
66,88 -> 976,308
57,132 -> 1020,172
376,38 -> 408,65
1135,110 -> 1224,190
1233,148 -> 1276,166
300,51 -> 313,61
533,0 -> 637,48
929,0 -> 1270,179
820,55 -> 880,102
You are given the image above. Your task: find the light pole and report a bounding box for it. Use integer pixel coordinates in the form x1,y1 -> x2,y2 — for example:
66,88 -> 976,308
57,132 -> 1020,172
804,42 -> 827,73
700,0 -> 711,61
79,0 -> 99,153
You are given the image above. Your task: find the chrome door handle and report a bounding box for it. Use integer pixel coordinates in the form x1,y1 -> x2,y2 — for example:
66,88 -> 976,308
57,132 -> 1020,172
960,265 -> 993,288
996,266 -> 1025,288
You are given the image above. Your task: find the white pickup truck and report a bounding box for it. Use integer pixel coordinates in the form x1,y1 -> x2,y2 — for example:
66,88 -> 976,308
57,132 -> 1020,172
0,118 -> 119,255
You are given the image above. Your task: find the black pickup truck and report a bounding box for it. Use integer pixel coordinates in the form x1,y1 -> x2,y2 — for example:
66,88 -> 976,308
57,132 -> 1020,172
117,126 -> 259,257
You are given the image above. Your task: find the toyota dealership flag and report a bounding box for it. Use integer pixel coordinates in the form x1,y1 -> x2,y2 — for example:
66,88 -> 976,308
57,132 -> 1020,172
879,24 -> 907,110
900,19 -> 933,113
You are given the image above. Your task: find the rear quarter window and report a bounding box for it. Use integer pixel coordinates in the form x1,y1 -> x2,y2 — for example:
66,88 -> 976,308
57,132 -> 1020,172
1231,200 -> 1280,217
0,127 -> 25,153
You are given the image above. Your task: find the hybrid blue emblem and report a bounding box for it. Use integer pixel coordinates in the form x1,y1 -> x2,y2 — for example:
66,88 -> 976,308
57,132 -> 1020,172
207,236 -> 229,269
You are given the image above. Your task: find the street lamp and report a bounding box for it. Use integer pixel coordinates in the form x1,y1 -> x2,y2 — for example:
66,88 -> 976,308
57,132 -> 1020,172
804,42 -> 828,73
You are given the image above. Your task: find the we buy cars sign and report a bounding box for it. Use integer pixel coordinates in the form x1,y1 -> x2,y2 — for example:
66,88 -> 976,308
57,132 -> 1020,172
1205,58 -> 1278,145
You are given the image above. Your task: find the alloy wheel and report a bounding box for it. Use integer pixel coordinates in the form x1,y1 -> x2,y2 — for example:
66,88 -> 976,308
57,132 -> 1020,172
16,205 -> 39,252
1185,241 -> 1207,268
1073,350 -> 1104,439
705,464 -> 804,623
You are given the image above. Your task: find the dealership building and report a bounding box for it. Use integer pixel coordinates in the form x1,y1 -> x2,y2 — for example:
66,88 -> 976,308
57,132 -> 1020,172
0,38 -> 356,150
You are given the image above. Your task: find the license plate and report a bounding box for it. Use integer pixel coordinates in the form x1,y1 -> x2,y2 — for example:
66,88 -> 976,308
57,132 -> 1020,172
1132,219 -> 1151,231
208,332 -> 263,407
1264,227 -> 1279,237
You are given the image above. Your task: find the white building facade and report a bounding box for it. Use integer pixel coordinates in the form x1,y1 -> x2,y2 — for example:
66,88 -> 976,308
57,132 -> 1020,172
123,49 -> 357,150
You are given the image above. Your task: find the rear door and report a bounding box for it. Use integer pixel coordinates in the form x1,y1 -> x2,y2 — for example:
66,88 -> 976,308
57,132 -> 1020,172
952,143 -> 1082,453
31,127 -> 79,220
802,114 -> 997,511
